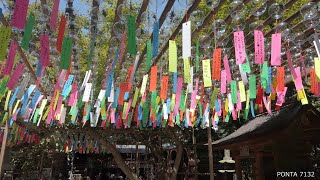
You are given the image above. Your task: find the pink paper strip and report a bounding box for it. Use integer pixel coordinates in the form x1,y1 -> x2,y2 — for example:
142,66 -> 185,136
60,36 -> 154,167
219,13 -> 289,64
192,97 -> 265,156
236,92 -> 242,111
271,33 -> 281,66
7,63 -> 25,90
55,70 -> 66,90
221,70 -> 226,93
254,30 -> 265,64
55,96 -> 63,115
232,109 -> 237,120
294,67 -> 303,90
11,0 -> 29,29
223,55 -> 232,83
46,109 -> 53,125
174,77 -> 183,115
49,0 -> 60,31
40,34 -> 50,67
276,87 -> 287,106
68,91 -> 77,106
217,99 -> 222,116
3,40 -> 18,75
263,96 -> 272,114
190,78 -> 199,109
285,47 -> 297,79
110,109 -> 115,124
234,31 -> 246,64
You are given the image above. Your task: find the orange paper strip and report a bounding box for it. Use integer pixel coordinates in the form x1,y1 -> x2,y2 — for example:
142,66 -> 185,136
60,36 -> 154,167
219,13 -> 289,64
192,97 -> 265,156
212,48 -> 222,80
150,66 -> 157,91
160,76 -> 169,100
277,66 -> 285,92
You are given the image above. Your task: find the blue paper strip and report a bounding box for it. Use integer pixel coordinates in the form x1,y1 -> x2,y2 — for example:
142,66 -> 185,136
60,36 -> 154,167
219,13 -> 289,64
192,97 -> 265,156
138,105 -> 143,120
105,70 -> 114,97
152,21 -> 159,58
9,86 -> 19,109
215,99 -> 220,113
112,88 -> 120,108
166,99 -> 170,113
266,67 -> 271,94
173,72 -> 177,93
29,90 -> 41,109
36,60 -> 42,78
62,75 -> 74,95
250,100 -> 255,118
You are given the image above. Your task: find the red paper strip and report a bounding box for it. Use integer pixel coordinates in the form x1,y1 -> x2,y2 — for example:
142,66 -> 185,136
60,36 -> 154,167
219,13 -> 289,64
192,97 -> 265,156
11,0 -> 29,29
277,67 -> 285,92
49,0 -> 60,31
3,40 -> 17,75
150,66 -> 157,91
7,63 -> 25,90
254,30 -> 265,64
56,15 -> 66,53
234,31 -> 246,64
212,48 -> 222,80
118,82 -> 128,105
160,76 -> 169,100
127,66 -> 134,82
40,34 -> 50,67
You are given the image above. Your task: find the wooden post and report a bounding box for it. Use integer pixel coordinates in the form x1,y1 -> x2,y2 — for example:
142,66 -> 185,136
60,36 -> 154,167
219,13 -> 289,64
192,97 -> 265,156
207,127 -> 214,180
235,157 -> 242,180
0,121 -> 9,178
254,152 -> 264,180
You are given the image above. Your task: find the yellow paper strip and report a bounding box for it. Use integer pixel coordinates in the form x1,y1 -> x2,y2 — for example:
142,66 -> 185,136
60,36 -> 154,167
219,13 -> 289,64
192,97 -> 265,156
39,99 -> 47,115
238,81 -> 246,102
246,90 -> 250,109
132,87 -> 139,108
4,90 -> 11,111
140,74 -> 148,96
13,100 -> 20,114
42,107 -> 50,121
122,102 -> 128,119
315,58 -> 320,82
202,59 -> 212,87
183,57 -> 191,83
301,89 -> 308,105
170,94 -> 176,112
169,40 -> 177,72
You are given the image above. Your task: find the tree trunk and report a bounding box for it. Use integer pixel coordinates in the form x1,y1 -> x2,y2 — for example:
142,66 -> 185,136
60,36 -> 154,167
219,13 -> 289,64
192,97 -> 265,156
88,130 -> 139,180
170,144 -> 183,180
208,127 -> 214,180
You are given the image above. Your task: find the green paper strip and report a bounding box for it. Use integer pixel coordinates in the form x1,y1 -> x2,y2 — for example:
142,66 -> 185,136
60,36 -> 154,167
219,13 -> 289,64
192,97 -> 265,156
132,87 -> 139,108
244,109 -> 249,120
0,25 -> 12,60
146,40 -> 152,71
151,91 -> 157,110
142,99 -> 149,125
60,37 -> 72,69
249,75 -> 257,99
1,112 -> 8,125
230,80 -> 238,104
127,15 -> 136,55
179,90 -> 186,111
33,108 -> 40,124
241,53 -> 251,73
196,40 -> 199,72
21,13 -> 35,50
225,113 -> 230,122
260,62 -> 268,89
210,87 -> 218,107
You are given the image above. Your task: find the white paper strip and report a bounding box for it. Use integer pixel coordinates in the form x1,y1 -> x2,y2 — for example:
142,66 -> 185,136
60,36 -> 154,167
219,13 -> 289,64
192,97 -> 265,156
94,89 -> 106,107
82,83 -> 92,102
59,107 -> 67,124
228,93 -> 234,111
80,70 -> 91,91
140,74 -> 148,96
108,81 -> 114,102
182,21 -> 191,58
163,103 -> 168,119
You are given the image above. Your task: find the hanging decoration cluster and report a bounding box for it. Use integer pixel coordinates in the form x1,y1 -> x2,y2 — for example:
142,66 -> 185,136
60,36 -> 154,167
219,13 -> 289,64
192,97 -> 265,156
0,0 -> 319,131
